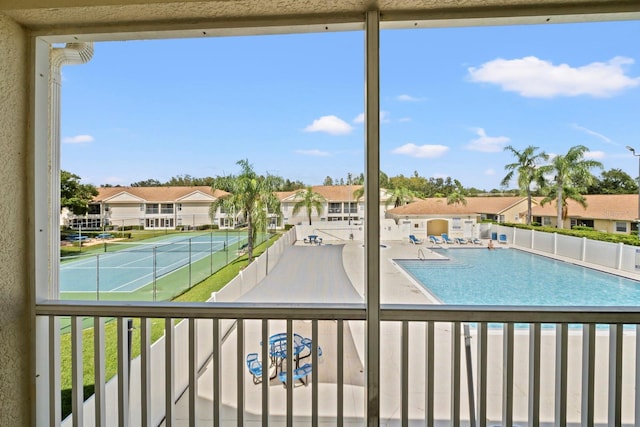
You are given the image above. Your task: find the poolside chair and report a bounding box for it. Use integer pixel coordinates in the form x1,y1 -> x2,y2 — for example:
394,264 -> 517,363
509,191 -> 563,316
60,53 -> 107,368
455,237 -> 468,244
471,237 -> 482,245
429,235 -> 444,245
246,353 -> 263,384
409,235 -> 423,245
498,234 -> 508,244
441,233 -> 454,244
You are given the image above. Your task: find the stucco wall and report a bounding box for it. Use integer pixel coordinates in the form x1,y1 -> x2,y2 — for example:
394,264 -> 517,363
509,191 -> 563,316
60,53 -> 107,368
0,12 -> 30,427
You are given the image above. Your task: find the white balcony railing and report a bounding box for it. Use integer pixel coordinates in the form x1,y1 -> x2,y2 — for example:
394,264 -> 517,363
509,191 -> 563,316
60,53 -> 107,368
36,301 -> 640,426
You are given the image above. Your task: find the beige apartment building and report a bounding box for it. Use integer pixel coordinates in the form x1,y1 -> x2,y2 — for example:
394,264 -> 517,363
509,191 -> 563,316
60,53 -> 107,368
386,195 -> 640,239
65,186 -> 230,230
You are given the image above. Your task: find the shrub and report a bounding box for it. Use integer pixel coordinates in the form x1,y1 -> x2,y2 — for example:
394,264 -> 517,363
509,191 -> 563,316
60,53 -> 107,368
503,222 -> 640,246
572,226 -> 594,231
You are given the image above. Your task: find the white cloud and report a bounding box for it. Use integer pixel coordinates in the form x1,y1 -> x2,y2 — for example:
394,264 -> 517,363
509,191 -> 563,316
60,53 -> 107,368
571,124 -> 614,145
295,149 -> 330,157
397,94 -> 423,102
466,128 -> 510,152
584,150 -> 606,160
353,111 -> 391,124
484,168 -> 496,176
399,117 -> 412,122
304,115 -> 353,135
392,143 -> 449,158
62,134 -> 94,144
468,56 -> 640,98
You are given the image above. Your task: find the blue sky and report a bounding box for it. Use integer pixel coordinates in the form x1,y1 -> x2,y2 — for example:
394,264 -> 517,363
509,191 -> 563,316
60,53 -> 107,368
61,20 -> 640,190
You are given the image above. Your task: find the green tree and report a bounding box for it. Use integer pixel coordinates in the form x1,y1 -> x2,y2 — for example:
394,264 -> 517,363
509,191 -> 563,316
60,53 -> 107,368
501,145 -> 549,225
587,168 -> 638,194
539,145 -> 603,229
61,170 -> 98,215
323,176 -> 334,186
292,187 -> 326,225
446,179 -> 467,206
210,159 -> 281,262
130,178 -> 162,187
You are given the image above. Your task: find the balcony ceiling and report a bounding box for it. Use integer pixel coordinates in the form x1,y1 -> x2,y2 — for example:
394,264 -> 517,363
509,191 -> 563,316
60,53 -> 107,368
2,0 -> 639,34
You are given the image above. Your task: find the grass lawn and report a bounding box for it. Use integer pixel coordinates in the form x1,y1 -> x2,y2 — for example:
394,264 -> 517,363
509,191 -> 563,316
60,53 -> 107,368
59,234 -> 279,419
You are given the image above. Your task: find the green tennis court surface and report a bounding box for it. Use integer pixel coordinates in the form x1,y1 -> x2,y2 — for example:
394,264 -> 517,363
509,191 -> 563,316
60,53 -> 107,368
60,231 -> 258,301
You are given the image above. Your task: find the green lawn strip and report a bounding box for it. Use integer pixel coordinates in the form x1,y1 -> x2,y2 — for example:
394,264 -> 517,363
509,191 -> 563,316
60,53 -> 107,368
59,233 -> 279,418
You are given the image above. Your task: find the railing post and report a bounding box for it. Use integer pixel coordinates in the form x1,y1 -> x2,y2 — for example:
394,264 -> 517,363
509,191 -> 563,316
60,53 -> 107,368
451,322 -> 461,427
117,318 -> 130,427
581,324 -> 595,427
529,323 -> 541,427
477,323 -> 487,427
608,324 -> 623,427
141,318 -> 151,427
555,323 -> 568,427
165,317 -> 175,426
71,316 -> 83,427
635,325 -> 640,427
94,317 -> 106,427
502,323 -> 514,427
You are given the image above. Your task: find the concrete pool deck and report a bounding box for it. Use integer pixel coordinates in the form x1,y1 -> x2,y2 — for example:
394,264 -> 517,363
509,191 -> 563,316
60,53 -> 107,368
169,239 -> 640,426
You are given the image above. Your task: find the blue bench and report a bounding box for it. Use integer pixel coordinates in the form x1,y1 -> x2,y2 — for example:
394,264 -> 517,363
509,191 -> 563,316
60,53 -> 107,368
278,363 -> 313,385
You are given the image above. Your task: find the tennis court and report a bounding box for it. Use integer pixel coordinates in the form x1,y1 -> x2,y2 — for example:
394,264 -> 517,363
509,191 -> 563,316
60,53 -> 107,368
60,231 -> 253,301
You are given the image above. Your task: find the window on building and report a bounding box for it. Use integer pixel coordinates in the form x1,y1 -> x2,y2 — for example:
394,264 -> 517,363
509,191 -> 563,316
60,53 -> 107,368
146,203 -> 159,214
344,202 -> 357,213
161,203 -> 173,214
88,204 -> 100,214
328,202 -> 342,214
616,222 -> 628,233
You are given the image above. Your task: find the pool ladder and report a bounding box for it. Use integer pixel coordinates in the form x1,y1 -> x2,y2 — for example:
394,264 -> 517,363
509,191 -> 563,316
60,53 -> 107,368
417,248 -> 426,260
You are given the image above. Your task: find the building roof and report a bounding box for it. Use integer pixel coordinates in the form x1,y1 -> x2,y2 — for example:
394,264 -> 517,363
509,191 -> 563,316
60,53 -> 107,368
277,185 -> 418,204
277,185 -> 364,202
94,186 -> 229,203
530,194 -> 639,221
386,196 -> 528,217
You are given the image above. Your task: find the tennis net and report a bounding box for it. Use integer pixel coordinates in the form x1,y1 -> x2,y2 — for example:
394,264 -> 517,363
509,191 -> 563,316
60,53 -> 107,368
103,239 -> 227,254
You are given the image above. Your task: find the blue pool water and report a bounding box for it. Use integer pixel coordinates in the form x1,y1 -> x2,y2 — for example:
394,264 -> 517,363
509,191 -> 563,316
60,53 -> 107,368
395,248 -> 640,306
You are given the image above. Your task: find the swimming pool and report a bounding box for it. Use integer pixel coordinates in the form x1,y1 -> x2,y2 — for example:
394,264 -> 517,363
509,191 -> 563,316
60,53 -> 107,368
395,248 -> 640,306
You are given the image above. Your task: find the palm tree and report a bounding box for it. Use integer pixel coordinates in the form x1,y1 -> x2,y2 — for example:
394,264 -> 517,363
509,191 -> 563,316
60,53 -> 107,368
353,185 -> 365,203
383,186 -> 417,208
446,179 -> 467,206
539,145 -> 602,229
210,159 -> 281,262
501,145 -> 549,225
292,187 -> 326,225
